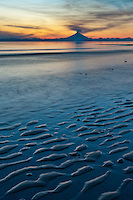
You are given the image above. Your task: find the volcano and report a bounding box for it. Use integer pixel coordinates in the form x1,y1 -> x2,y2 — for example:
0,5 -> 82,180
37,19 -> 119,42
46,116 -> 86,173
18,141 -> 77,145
64,31 -> 89,41
43,31 -> 90,41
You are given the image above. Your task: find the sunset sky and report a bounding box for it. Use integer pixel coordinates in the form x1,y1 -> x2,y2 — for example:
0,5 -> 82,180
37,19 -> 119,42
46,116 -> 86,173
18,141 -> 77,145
0,0 -> 133,40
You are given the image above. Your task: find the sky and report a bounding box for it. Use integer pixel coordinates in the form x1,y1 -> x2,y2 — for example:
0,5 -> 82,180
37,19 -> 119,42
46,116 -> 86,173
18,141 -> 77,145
0,0 -> 133,40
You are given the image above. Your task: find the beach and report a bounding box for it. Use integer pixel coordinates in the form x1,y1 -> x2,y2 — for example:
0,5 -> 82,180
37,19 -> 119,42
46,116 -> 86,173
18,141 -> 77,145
0,41 -> 133,200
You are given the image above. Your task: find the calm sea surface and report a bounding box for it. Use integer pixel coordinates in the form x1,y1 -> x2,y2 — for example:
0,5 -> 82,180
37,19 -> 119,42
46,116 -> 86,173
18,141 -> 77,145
0,41 -> 133,55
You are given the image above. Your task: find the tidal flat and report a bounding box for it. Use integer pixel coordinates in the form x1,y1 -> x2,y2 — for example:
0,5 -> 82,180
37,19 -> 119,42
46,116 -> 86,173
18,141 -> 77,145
0,42 -> 133,200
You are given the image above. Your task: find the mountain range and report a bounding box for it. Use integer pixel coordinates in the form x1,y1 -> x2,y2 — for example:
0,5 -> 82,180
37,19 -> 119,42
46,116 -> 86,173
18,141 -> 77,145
0,31 -> 133,41
44,31 -> 133,42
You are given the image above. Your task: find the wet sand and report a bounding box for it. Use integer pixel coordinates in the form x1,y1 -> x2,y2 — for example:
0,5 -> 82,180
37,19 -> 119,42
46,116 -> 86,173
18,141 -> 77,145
0,52 -> 133,200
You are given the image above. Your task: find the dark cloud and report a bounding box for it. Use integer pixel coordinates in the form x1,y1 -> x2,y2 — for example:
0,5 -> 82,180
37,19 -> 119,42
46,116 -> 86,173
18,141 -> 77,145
67,25 -> 90,33
66,23 -> 119,33
90,10 -> 133,19
62,0 -> 133,34
6,25 -> 41,29
66,9 -> 133,33
0,30 -> 36,40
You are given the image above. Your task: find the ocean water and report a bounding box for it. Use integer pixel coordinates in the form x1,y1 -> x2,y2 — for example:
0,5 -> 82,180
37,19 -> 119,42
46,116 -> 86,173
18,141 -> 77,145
0,41 -> 133,55
0,41 -> 133,200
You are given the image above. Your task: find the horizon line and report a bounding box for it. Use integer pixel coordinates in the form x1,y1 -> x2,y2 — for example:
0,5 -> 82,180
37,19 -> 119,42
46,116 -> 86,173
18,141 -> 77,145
0,31 -> 133,42
0,38 -> 133,42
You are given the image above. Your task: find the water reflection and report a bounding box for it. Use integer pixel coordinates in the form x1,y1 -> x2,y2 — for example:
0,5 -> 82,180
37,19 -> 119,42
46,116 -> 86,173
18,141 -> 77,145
0,41 -> 133,55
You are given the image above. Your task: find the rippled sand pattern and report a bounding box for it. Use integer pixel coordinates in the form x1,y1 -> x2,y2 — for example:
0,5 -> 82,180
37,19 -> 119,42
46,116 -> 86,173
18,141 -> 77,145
0,95 -> 133,200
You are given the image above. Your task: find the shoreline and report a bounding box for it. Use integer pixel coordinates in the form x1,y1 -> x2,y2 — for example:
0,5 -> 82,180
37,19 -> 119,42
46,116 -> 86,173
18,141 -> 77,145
0,49 -> 133,57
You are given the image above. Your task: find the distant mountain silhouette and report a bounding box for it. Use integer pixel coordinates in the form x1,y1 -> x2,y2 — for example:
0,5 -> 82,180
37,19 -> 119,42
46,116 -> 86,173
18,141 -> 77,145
44,31 -> 89,41
0,31 -> 133,41
63,31 -> 89,41
47,33 -> 133,42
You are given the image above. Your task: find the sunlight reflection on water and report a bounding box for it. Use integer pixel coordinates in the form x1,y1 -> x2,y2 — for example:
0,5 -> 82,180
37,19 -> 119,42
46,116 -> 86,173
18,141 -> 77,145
0,41 -> 133,55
